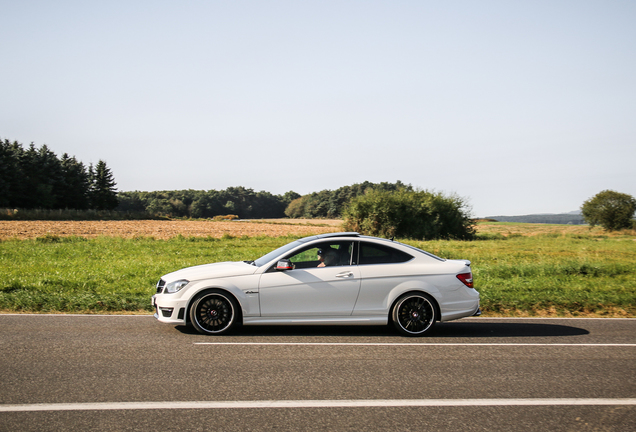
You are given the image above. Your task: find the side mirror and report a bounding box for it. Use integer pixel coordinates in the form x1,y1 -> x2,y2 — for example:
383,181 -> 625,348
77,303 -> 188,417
276,259 -> 294,271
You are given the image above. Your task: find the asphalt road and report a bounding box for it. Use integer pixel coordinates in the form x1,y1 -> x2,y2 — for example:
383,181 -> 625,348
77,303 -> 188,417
1,315 -> 635,431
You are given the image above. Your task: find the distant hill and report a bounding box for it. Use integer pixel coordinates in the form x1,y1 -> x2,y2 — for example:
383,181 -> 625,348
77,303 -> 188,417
484,212 -> 585,225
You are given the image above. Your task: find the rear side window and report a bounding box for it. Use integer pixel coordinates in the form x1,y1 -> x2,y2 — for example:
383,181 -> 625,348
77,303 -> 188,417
359,242 -> 413,265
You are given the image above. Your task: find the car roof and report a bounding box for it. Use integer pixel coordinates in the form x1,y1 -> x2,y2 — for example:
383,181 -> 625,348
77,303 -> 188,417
296,232 -> 361,243
298,232 -> 402,243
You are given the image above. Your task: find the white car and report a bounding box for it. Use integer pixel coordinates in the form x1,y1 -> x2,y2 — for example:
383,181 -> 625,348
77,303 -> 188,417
152,232 -> 480,336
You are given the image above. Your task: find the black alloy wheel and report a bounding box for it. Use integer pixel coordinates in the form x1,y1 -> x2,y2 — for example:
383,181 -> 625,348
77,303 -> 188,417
392,293 -> 436,336
190,291 -> 238,335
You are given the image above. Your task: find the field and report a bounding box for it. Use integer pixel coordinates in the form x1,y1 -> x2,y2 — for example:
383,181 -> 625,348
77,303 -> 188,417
0,220 -> 634,317
0,219 -> 341,240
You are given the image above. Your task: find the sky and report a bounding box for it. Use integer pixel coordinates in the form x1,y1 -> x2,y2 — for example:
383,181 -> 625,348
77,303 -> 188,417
1,0 -> 635,217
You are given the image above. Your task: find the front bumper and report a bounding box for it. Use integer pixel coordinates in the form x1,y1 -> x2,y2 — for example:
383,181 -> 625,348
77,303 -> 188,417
152,294 -> 188,324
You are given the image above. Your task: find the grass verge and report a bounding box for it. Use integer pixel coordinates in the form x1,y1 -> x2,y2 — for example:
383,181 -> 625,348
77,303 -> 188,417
0,235 -> 295,314
1,226 -> 635,317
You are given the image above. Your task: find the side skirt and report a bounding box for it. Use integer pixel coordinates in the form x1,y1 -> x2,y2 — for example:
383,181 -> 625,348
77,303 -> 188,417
243,316 -> 388,326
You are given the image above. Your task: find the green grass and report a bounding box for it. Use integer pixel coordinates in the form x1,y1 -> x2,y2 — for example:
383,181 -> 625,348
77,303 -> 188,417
1,232 -> 635,316
0,235 -> 295,313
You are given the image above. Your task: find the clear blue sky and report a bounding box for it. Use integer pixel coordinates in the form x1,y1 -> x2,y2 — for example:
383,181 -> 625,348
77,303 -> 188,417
2,0 -> 635,217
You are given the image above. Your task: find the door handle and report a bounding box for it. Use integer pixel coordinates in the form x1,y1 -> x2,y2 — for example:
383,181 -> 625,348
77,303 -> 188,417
336,272 -> 354,278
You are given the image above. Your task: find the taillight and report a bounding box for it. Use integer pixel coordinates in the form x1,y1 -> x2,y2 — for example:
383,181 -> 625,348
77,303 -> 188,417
457,272 -> 474,288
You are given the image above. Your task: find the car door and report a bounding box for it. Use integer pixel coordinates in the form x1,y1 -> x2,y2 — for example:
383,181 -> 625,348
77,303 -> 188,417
352,241 -> 417,316
259,241 -> 361,316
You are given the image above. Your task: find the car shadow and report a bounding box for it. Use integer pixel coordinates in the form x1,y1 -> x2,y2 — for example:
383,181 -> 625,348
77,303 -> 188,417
176,324 -> 395,337
175,321 -> 589,338
433,321 -> 589,338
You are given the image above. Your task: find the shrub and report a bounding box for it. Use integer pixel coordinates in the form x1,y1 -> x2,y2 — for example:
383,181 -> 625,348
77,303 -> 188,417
342,189 -> 475,240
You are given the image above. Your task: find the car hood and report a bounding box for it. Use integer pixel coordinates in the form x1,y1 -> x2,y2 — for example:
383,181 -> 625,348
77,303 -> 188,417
162,261 -> 258,283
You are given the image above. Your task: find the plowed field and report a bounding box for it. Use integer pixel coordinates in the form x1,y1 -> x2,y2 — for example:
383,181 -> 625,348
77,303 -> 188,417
0,220 -> 342,240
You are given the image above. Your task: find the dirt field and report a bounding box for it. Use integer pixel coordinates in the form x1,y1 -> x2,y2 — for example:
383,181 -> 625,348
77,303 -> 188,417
0,220 -> 343,240
476,221 -> 635,237
2,219 -> 630,241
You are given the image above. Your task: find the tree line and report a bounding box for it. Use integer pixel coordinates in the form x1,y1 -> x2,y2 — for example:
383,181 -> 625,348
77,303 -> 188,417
1,138 -> 412,220
0,139 -> 118,210
284,181 -> 413,219
117,181 -> 413,220
117,188 -> 300,219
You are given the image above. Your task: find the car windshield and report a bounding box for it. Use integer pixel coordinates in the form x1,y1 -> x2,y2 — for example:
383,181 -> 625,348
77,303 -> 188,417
253,240 -> 303,267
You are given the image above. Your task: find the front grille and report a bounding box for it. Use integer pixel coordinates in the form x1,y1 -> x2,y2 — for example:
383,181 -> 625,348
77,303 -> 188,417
156,279 -> 166,294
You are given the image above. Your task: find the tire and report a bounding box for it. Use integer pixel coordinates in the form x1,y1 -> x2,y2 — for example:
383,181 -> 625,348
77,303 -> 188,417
189,290 -> 239,335
391,293 -> 436,336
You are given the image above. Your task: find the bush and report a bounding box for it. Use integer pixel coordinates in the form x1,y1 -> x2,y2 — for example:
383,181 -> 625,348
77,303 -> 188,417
342,189 -> 475,240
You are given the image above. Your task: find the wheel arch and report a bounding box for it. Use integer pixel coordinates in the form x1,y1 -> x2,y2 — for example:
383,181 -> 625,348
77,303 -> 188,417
185,287 -> 243,326
388,289 -> 441,324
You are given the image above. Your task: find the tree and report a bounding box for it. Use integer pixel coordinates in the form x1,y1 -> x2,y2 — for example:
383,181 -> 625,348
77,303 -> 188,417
19,144 -> 64,209
282,191 -> 301,205
581,190 -> 636,231
342,189 -> 475,240
0,139 -> 24,207
59,153 -> 90,209
284,197 -> 306,218
89,160 -> 119,210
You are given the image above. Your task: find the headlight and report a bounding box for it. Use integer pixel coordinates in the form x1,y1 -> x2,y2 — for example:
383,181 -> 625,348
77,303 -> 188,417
164,279 -> 189,294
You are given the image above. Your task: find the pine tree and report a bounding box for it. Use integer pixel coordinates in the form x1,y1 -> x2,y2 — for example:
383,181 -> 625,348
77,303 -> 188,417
59,154 -> 91,209
20,144 -> 64,209
0,139 -> 24,207
89,160 -> 119,210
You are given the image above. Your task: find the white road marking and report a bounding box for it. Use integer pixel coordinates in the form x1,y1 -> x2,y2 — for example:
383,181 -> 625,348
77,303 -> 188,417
2,399 -> 636,412
194,342 -> 636,347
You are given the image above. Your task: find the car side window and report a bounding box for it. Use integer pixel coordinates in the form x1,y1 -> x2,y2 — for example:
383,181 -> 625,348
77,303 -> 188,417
286,241 -> 354,269
359,242 -> 413,265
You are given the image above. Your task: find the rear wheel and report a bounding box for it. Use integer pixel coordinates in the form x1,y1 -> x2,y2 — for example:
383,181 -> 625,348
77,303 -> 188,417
189,290 -> 239,335
391,293 -> 436,336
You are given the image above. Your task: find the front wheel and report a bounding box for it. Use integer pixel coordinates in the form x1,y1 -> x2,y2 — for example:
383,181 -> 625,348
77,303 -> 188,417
190,291 -> 239,335
391,293 -> 436,336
